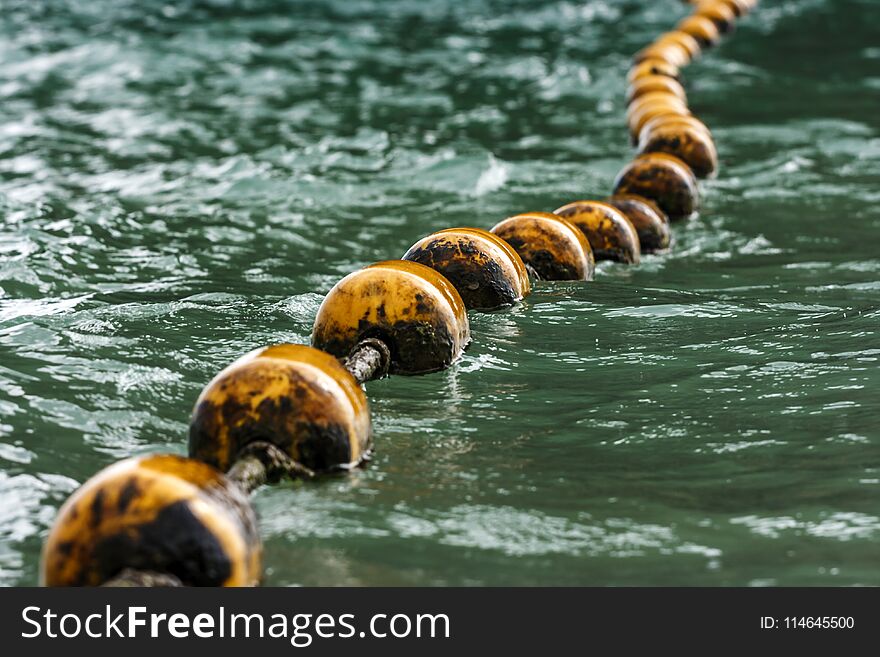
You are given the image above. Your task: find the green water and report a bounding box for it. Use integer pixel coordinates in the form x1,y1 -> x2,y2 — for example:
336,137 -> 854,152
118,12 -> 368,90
1,0 -> 878,586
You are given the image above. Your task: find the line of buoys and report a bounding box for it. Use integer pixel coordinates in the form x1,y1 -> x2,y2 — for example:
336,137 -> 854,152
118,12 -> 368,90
40,0 -> 757,586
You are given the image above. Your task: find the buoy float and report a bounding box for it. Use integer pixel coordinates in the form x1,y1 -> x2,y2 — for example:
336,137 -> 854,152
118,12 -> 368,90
628,102 -> 691,142
627,58 -> 681,84
490,212 -> 595,281
677,14 -> 721,48
626,75 -> 688,105
612,153 -> 700,220
693,1 -> 737,33
633,40 -> 691,68
41,455 -> 261,587
189,344 -> 372,478
553,201 -> 641,264
638,123 -> 719,179
402,227 -> 531,310
605,195 -> 671,254
638,113 -> 713,145
653,31 -> 703,62
313,259 -> 471,373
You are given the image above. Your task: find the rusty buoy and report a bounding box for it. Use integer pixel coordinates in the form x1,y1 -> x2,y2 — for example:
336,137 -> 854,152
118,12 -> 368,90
653,31 -> 703,63
638,123 -> 719,179
638,114 -> 713,145
677,14 -> 721,48
606,194 -> 671,254
716,0 -> 751,17
612,153 -> 700,221
627,58 -> 681,84
634,40 -> 691,69
189,344 -> 372,476
553,201 -> 641,265
626,75 -> 688,105
694,1 -> 737,33
41,454 -> 261,587
490,212 -> 595,281
402,227 -> 530,310
312,260 -> 470,374
627,93 -> 691,140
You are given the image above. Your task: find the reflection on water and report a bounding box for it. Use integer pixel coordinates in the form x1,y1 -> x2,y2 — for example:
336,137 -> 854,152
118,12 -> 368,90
0,0 -> 878,585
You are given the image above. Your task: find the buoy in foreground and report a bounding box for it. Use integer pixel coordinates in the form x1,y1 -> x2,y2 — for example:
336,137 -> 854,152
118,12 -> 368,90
189,344 -> 372,477
553,201 -> 641,264
612,153 -> 700,221
313,260 -> 470,374
638,123 -> 719,179
490,212 -> 595,281
606,195 -> 671,254
41,454 -> 261,587
402,227 -> 530,310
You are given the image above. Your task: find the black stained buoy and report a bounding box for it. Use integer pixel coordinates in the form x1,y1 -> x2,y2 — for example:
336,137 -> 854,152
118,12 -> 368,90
553,201 -> 641,264
627,58 -> 681,85
41,454 -> 262,587
189,344 -> 373,477
490,212 -> 595,281
694,1 -> 737,34
612,153 -> 700,221
627,75 -> 688,106
606,194 -> 671,254
677,15 -> 721,48
638,123 -> 718,179
402,227 -> 531,310
312,259 -> 471,374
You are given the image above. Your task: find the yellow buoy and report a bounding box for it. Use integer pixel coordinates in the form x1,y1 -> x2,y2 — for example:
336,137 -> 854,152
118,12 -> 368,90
312,260 -> 470,374
189,344 -> 372,475
626,75 -> 688,106
553,201 -> 641,264
402,227 -> 531,310
606,194 -> 671,254
490,212 -> 595,281
41,454 -> 262,587
638,123 -> 719,179
612,154 -> 700,221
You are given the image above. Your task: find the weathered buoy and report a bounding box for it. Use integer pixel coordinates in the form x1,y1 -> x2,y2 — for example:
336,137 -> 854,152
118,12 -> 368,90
312,260 -> 470,374
638,123 -> 719,179
41,454 -> 261,587
490,212 -> 595,281
553,201 -> 641,264
638,114 -> 713,145
627,95 -> 691,141
653,31 -> 702,63
717,0 -> 751,17
627,58 -> 681,84
189,344 -> 372,476
677,14 -> 721,48
626,75 -> 688,105
606,194 -> 671,254
633,41 -> 691,69
612,153 -> 700,220
402,227 -> 530,310
694,1 -> 737,33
